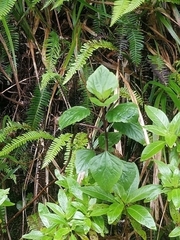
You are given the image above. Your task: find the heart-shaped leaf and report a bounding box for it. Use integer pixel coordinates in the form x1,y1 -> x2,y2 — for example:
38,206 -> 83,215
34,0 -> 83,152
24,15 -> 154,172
89,151 -> 123,192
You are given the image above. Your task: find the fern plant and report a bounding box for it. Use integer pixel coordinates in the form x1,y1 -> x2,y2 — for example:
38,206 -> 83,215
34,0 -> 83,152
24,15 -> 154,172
0,131 -> 54,157
64,132 -> 88,176
114,13 -> 144,66
110,0 -> 145,26
0,0 -> 17,19
63,40 -> 117,85
26,86 -> 51,129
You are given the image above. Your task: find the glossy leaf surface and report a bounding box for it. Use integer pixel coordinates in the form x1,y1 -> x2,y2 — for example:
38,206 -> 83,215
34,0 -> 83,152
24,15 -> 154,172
58,106 -> 90,130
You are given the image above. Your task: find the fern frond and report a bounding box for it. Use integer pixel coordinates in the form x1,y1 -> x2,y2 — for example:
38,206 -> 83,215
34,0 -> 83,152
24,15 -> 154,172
0,0 -> 16,19
128,28 -> 144,65
64,132 -> 88,176
0,121 -> 30,143
43,31 -> 61,70
0,131 -> 54,157
42,0 -> 68,10
63,40 -> 117,85
115,13 -> 144,65
148,55 -> 170,84
26,86 -> 51,129
110,0 -> 145,26
42,133 -> 72,168
40,71 -> 61,90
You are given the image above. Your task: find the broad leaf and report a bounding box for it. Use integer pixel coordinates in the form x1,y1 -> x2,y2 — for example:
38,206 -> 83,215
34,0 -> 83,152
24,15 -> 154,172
58,189 -> 68,213
144,125 -> 167,136
91,216 -> 105,235
169,112 -> 180,135
165,133 -> 177,148
168,189 -> 180,209
22,230 -> 44,240
127,205 -> 156,230
54,228 -> 70,239
75,149 -> 95,174
169,201 -> 180,224
81,186 -> 115,202
169,226 -> 180,237
58,106 -> 90,130
90,94 -> 118,107
89,151 -> 123,192
67,177 -> 83,200
154,160 -> 172,176
118,161 -> 139,200
107,202 -> 124,224
87,65 -> 118,100
130,219 -> 147,240
38,203 -> 50,228
114,122 -> 145,144
46,202 -> 64,217
90,204 -> 109,216
141,141 -> 165,161
106,102 -> 139,123
127,184 -> 162,203
145,105 -> 169,129
98,132 -> 122,151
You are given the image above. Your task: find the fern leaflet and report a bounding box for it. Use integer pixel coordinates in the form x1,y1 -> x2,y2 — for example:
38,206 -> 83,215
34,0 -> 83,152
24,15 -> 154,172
111,0 -> 145,26
40,71 -> 61,90
63,40 -> 117,85
26,86 -> 51,129
42,133 -> 72,168
0,0 -> 17,19
43,31 -> 61,71
64,132 -> 88,176
0,131 -> 54,157
0,121 -> 30,142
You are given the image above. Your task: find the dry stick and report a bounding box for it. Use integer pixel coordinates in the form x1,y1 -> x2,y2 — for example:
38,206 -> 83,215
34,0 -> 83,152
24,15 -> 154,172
119,72 -> 150,180
0,33 -> 21,99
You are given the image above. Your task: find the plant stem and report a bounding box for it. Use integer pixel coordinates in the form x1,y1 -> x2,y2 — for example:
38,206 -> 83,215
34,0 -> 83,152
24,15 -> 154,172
102,107 -> 108,151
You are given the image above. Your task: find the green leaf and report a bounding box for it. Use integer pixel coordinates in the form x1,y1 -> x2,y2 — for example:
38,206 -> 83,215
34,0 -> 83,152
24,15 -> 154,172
22,230 -> 44,240
98,132 -> 122,151
145,105 -> 169,129
130,219 -> 147,240
58,189 -> 68,213
38,203 -> 50,228
143,125 -> 167,136
114,122 -> 145,144
67,177 -> 83,200
54,227 -> 70,239
90,204 -> 109,216
165,133 -> 177,148
168,189 -> 180,209
118,161 -> 139,199
91,216 -> 105,235
154,160 -> 172,176
89,151 -> 123,192
106,102 -> 139,123
141,141 -> 165,161
81,186 -> 115,202
46,202 -> 64,217
87,65 -> 118,100
169,112 -> 180,135
75,149 -> 95,174
127,184 -> 162,203
90,94 -> 118,107
107,202 -> 124,224
58,106 -> 90,130
169,226 -> 180,237
127,205 -> 156,230
169,201 -> 180,224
